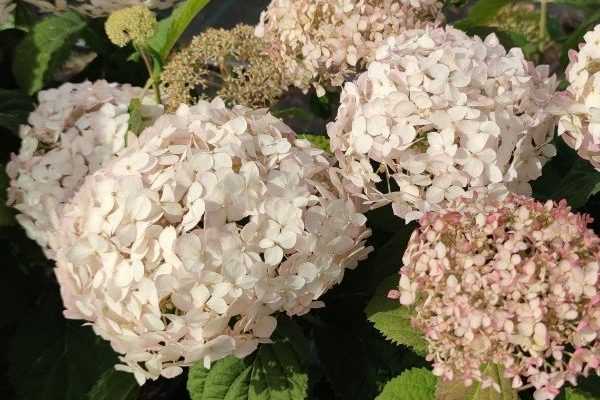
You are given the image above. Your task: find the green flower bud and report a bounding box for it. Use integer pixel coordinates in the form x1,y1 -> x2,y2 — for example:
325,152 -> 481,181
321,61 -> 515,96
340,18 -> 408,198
105,5 -> 157,48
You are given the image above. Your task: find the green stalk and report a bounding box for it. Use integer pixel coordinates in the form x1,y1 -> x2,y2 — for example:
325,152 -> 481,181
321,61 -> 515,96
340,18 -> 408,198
540,0 -> 548,44
135,43 -> 161,104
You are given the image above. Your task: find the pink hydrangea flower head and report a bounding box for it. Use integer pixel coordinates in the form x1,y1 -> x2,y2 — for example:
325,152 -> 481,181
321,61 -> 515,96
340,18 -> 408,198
394,193 -> 600,399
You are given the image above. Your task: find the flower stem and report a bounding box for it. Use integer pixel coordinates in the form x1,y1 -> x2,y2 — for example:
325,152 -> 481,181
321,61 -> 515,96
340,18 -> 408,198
540,0 -> 548,43
135,43 -> 162,104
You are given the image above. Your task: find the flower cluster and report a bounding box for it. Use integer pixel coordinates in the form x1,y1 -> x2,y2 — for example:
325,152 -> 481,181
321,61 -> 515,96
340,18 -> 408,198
255,0 -> 444,96
0,0 -> 14,25
327,26 -> 558,221
105,5 -> 157,47
6,80 -> 161,257
553,24 -> 600,171
21,0 -> 176,17
392,194 -> 600,399
161,25 -> 289,112
54,99 -> 372,384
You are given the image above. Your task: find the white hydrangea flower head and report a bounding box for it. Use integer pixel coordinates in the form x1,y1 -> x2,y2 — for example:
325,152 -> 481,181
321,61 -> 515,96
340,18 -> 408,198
6,80 -> 162,257
54,99 -> 372,384
0,0 -> 15,25
255,0 -> 444,95
327,26 -> 558,221
21,0 -> 176,17
554,24 -> 600,171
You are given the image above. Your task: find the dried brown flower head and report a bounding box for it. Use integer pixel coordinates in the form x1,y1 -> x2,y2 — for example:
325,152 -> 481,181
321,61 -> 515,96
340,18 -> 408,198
161,24 -> 289,112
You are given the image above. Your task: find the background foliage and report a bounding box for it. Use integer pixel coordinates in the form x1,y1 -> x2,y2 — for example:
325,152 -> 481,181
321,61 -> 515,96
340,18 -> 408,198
2,0 -> 600,399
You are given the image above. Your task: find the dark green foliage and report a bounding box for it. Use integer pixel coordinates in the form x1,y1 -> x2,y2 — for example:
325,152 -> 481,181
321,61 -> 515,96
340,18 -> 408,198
532,138 -> 600,208
13,11 -> 88,94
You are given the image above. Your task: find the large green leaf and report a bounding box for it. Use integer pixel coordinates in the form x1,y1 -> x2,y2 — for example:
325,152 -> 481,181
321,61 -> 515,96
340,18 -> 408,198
436,365 -> 517,400
149,0 -> 211,61
13,11 -> 87,94
188,356 -> 253,400
187,319 -> 308,400
559,375 -> 600,399
0,89 -> 34,134
454,0 -> 512,30
561,388 -> 597,399
87,369 -> 139,400
532,138 -> 600,208
366,274 -> 427,355
314,319 -> 427,400
376,368 -> 437,400
8,289 -> 118,400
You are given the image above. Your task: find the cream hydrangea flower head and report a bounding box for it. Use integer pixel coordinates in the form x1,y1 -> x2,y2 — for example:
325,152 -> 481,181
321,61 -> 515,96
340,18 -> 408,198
392,194 -> 600,400
255,0 -> 444,96
21,0 -> 176,18
54,98 -> 372,384
327,26 -> 558,221
553,24 -> 600,171
6,80 -> 162,258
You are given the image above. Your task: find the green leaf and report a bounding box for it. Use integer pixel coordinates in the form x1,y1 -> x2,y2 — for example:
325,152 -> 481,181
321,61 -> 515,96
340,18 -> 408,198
249,318 -> 308,400
376,368 -> 437,400
561,388 -> 596,399
0,89 -> 34,134
436,364 -> 517,400
559,375 -> 600,399
187,318 -> 308,400
575,375 -> 600,398
188,356 -> 253,400
87,369 -> 139,400
149,0 -> 211,61
271,107 -> 315,122
454,0 -> 512,30
365,274 -> 427,355
532,138 -> 600,208
297,134 -> 330,153
314,318 -> 427,400
9,289 -> 118,400
0,166 -> 15,226
13,11 -> 87,94
127,98 -> 145,136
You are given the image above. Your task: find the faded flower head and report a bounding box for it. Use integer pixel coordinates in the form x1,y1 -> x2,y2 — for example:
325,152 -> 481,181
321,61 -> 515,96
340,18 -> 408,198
54,99 -> 372,384
327,26 -> 558,221
0,0 -> 15,25
161,24 -> 289,112
255,0 -> 444,96
105,5 -> 157,47
6,80 -> 161,258
21,0 -> 176,18
393,194 -> 600,400
552,24 -> 600,171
